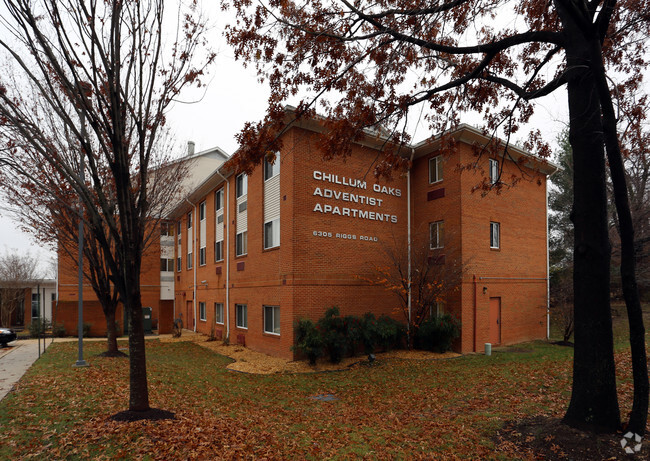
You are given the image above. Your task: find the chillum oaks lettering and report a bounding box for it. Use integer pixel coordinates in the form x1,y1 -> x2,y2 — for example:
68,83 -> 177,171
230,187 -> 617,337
312,170 -> 400,224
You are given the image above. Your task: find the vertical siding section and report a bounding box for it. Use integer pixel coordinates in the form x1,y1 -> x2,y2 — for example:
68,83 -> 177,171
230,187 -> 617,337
264,174 -> 281,222
236,196 -> 247,233
200,216 -> 207,248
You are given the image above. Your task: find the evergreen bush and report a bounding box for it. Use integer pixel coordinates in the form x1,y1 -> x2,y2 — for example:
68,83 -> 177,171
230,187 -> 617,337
415,314 -> 460,353
292,318 -> 323,365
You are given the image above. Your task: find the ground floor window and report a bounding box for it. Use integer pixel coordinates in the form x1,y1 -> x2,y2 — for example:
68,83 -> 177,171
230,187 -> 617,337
430,301 -> 445,318
264,305 -> 280,335
215,303 -> 224,324
199,302 -> 206,321
236,304 -> 247,329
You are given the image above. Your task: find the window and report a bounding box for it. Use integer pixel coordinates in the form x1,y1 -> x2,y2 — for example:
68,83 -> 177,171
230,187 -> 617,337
236,231 -> 248,256
264,305 -> 280,335
187,211 -> 192,229
199,302 -> 206,321
236,304 -> 248,329
429,155 -> 443,183
160,222 -> 174,236
215,303 -> 224,324
430,301 -> 445,318
177,256 -> 181,272
199,201 -> 206,221
489,158 -> 499,184
264,156 -> 280,180
430,221 -> 444,249
264,219 -> 280,249
215,240 -> 223,261
31,293 -> 40,319
199,247 -> 206,266
215,189 -> 224,211
187,252 -> 193,269
177,221 -> 182,236
490,222 -> 500,249
160,258 -> 174,272
236,174 -> 248,198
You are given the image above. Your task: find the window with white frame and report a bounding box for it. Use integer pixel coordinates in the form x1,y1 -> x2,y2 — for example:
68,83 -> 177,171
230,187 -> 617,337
31,293 -> 39,318
160,222 -> 174,236
236,231 -> 248,256
429,155 -> 443,183
215,303 -> 224,324
264,305 -> 280,335
264,219 -> 280,249
215,240 -> 223,261
160,258 -> 174,272
430,301 -> 445,318
215,189 -> 224,211
490,221 -> 500,249
199,302 -> 206,321
177,221 -> 182,236
187,253 -> 192,269
199,247 -> 206,266
236,174 -> 248,198
177,256 -> 181,272
430,221 -> 444,249
199,201 -> 206,221
489,158 -> 499,184
264,156 -> 280,180
236,304 -> 247,329
187,211 -> 192,229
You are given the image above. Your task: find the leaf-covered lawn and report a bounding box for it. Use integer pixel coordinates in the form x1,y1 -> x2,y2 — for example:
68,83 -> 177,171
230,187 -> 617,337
4,300 -> 647,461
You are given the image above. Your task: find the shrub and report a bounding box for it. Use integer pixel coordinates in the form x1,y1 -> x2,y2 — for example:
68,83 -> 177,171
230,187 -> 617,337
317,307 -> 348,363
374,315 -> 406,351
82,322 -> 92,338
343,315 -> 363,356
28,319 -> 50,338
51,322 -> 67,338
292,318 -> 323,365
415,314 -> 460,353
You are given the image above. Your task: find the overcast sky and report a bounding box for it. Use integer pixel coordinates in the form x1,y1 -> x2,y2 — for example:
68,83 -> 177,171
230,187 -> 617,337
0,4 -> 571,275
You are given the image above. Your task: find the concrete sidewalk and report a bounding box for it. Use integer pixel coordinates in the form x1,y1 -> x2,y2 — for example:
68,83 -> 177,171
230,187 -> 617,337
0,339 -> 50,402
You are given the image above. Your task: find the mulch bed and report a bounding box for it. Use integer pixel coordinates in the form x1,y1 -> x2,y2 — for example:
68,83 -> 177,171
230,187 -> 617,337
495,416 -> 641,460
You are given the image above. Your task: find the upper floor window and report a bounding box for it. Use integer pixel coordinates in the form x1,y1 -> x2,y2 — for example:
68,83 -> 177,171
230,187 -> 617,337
177,221 -> 182,236
160,222 -> 174,236
236,174 -> 248,198
264,156 -> 280,180
199,201 -> 206,221
430,221 -> 444,249
429,155 -> 443,184
187,211 -> 192,229
489,158 -> 499,184
490,222 -> 500,249
215,189 -> 224,211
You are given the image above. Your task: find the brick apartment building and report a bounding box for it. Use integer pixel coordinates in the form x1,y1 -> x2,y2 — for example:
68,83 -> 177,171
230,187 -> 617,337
56,112 -> 555,359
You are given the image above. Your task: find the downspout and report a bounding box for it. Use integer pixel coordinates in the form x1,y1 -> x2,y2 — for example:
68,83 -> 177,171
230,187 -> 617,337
545,173 -> 553,340
215,169 -> 230,341
473,274 -> 478,352
407,148 -> 415,345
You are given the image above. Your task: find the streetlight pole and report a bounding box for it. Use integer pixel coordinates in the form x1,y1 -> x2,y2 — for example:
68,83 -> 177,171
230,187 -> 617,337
73,84 -> 91,368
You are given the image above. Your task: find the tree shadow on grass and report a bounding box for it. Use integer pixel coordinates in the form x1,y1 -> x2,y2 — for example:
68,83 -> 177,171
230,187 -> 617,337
111,409 -> 175,422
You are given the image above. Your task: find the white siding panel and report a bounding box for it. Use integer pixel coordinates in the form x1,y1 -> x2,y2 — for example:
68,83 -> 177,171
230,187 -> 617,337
215,210 -> 224,241
236,196 -> 248,234
264,174 -> 281,222
187,226 -> 193,253
200,219 -> 207,248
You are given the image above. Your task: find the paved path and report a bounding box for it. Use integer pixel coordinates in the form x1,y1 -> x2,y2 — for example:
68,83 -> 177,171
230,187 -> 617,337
0,339 -> 50,402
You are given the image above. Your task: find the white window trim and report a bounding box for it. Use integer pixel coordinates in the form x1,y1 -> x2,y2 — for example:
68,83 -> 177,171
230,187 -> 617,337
429,155 -> 443,184
490,221 -> 500,249
236,304 -> 248,329
430,220 -> 444,250
215,303 -> 224,325
263,305 -> 280,336
215,240 -> 224,262
236,174 -> 248,198
489,158 -> 499,185
236,231 -> 248,257
199,302 -> 206,322
264,219 -> 280,250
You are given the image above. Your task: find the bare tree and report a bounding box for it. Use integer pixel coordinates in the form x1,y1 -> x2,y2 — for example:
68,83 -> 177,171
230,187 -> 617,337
0,250 -> 38,328
362,228 -> 465,348
0,0 -> 213,413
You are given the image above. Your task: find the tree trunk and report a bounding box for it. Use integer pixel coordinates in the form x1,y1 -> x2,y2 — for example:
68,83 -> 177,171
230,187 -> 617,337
558,8 -> 620,430
105,307 -> 119,354
591,43 -> 649,435
125,283 -> 149,412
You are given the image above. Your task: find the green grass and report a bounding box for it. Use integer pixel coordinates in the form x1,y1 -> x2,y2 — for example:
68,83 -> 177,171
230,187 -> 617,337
0,307 -> 646,459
